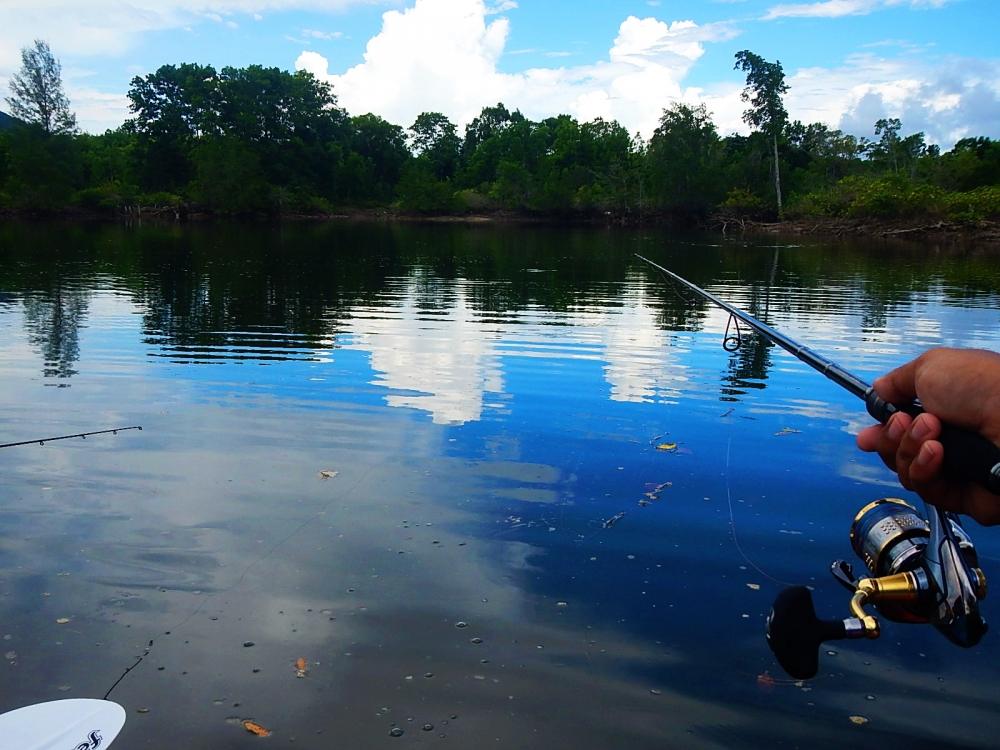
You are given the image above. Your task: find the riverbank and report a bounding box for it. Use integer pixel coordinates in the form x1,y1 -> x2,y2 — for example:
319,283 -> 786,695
721,216 -> 1000,245
4,205 -> 999,245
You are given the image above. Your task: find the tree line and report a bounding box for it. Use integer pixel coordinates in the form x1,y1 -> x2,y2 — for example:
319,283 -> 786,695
2,40 -> 998,223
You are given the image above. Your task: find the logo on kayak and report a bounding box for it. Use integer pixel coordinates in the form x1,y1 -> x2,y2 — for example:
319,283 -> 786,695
73,729 -> 103,750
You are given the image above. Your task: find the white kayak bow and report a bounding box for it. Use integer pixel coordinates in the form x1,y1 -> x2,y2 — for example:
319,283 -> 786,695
0,699 -> 125,750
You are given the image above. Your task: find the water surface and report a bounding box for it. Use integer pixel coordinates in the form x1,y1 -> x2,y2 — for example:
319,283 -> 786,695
1,222 -> 999,748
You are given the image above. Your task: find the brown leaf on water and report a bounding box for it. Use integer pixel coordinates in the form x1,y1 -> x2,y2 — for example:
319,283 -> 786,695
295,657 -> 308,677
242,719 -> 271,737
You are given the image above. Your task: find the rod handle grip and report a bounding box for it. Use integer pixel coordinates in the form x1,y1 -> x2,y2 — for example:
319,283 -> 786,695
866,391 -> 1000,495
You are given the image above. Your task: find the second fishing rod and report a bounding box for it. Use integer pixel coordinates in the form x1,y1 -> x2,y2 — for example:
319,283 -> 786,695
636,252 -> 1000,679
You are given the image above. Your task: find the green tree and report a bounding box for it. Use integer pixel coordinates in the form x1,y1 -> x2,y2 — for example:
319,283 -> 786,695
872,117 -> 902,173
5,40 -> 77,134
347,114 -> 410,202
189,135 -> 270,213
646,103 -> 722,215
126,63 -> 220,190
734,50 -> 789,216
408,112 -> 461,180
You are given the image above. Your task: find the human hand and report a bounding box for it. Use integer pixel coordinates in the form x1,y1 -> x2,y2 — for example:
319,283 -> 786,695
856,347 -> 1000,525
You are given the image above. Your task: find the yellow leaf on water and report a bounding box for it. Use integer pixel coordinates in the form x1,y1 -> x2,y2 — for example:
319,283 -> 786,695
655,443 -> 678,452
242,720 -> 271,737
849,715 -> 869,725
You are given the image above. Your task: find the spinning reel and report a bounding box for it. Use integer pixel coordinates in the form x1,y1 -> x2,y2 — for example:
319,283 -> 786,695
767,498 -> 988,679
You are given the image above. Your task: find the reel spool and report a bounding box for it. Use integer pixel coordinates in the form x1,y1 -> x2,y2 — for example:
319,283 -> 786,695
766,498 -> 988,679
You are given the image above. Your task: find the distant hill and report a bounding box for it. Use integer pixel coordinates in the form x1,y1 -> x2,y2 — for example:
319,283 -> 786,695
0,110 -> 23,130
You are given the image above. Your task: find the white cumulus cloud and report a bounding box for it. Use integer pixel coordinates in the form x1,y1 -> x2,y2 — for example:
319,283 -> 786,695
297,0 -> 738,135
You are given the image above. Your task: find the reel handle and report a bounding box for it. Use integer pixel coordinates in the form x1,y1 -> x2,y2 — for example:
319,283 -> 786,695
766,586 -> 848,679
866,391 -> 1000,495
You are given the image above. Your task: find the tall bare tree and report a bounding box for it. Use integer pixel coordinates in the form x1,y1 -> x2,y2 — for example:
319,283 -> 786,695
6,40 -> 77,134
734,50 -> 788,216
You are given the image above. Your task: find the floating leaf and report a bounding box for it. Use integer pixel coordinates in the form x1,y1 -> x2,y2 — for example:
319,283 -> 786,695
602,512 -> 626,529
849,715 -> 869,726
242,719 -> 271,737
55,617 -> 71,624
655,443 -> 678,452
746,583 -> 761,591
318,470 -> 338,479
774,427 -> 801,437
756,672 -> 776,689
295,657 -> 308,678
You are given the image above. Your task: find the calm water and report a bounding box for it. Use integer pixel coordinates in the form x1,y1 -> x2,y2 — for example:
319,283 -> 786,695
1,222 -> 999,749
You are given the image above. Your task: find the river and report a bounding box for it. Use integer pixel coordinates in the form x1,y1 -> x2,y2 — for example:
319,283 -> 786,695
1,221 -> 999,748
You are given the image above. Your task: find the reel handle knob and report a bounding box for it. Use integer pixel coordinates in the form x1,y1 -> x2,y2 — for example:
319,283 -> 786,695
766,586 -> 847,679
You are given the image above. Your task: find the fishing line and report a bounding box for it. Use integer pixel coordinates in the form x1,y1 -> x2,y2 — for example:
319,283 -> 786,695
724,434 -> 799,588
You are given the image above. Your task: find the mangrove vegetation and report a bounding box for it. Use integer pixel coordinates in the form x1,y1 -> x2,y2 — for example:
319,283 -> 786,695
1,42 -> 998,225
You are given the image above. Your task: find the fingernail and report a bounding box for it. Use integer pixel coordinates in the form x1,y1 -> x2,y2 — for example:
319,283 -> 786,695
915,443 -> 934,467
911,415 -> 930,441
887,414 -> 904,441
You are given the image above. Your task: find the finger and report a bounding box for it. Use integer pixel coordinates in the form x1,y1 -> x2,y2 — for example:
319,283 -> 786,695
856,424 -> 883,452
908,439 -> 944,485
879,412 -> 912,473
893,413 -> 939,489
872,356 -> 923,404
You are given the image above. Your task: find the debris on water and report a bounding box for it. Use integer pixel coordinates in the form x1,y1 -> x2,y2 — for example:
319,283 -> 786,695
556,601 -> 568,608
470,637 -> 483,644
649,688 -> 662,696
295,657 -> 308,678
865,694 -> 876,701
455,621 -> 468,628
242,719 -> 271,737
318,470 -> 338,479
422,723 -> 434,731
774,427 -> 801,437
602,512 -> 626,529
655,442 -> 678,453
756,672 -> 776,689
849,715 -> 869,726
721,407 -> 735,418
55,617 -> 71,624
243,641 -> 255,648
389,727 -> 405,737
746,583 -> 761,591
4,651 -> 16,661
137,707 -> 150,714
641,481 -> 672,505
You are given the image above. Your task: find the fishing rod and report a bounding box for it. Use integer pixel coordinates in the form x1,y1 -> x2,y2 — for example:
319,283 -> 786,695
636,253 -> 1000,679
0,426 -> 142,748
0,426 -> 142,449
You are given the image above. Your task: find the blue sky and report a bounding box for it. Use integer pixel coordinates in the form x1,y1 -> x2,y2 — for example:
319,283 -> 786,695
1,0 -> 997,147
